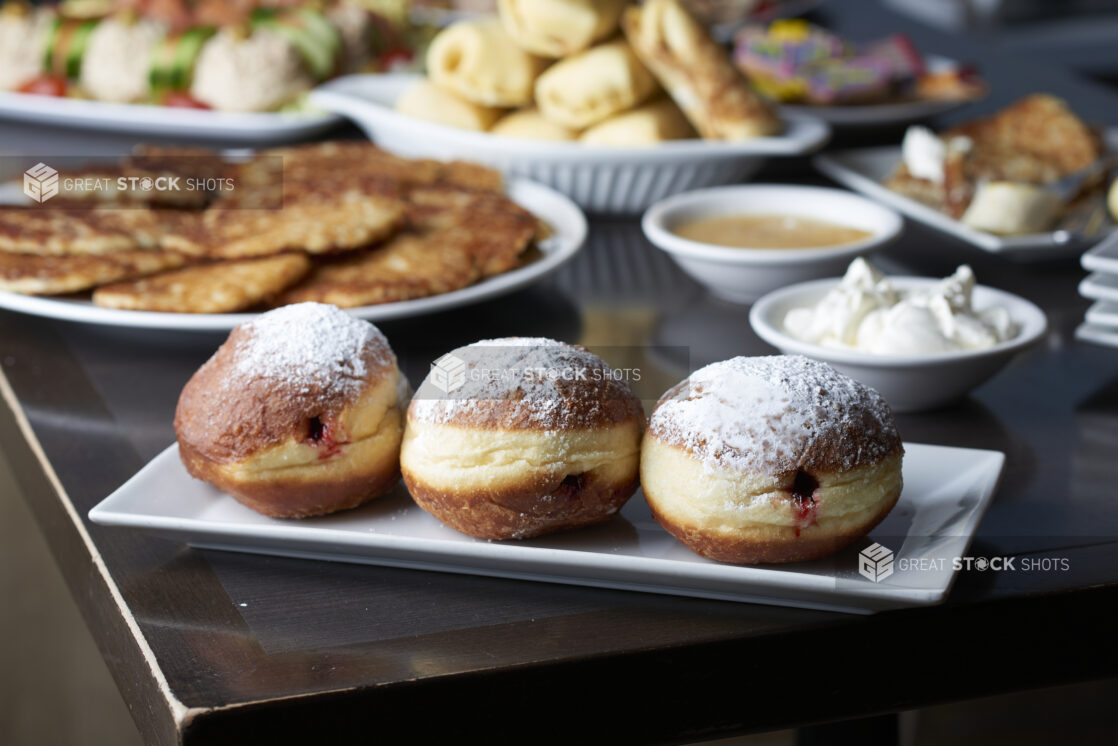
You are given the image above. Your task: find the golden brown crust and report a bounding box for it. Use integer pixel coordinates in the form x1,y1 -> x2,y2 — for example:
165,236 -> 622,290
622,0 -> 780,140
408,338 -> 646,432
276,232 -> 480,308
179,437 -> 401,519
0,248 -> 188,295
402,463 -> 638,540
648,481 -> 901,564
174,326 -> 395,464
93,253 -> 310,313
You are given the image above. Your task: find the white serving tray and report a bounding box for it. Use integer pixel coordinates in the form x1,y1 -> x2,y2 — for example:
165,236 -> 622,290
90,442 -> 1004,614
814,146 -> 1115,261
0,177 -> 585,331
309,73 -> 830,214
0,90 -> 341,143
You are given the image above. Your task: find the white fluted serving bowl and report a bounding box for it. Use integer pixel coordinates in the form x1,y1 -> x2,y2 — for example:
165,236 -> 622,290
310,73 -> 830,214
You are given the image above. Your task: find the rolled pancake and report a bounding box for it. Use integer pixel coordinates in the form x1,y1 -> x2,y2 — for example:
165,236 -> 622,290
497,0 -> 627,58
580,98 -> 695,146
534,40 -> 657,130
622,0 -> 780,140
427,17 -> 545,107
396,80 -> 504,131
491,107 -> 579,141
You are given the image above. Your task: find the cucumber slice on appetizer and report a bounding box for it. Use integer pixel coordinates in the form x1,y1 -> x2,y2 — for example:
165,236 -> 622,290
43,17 -> 100,80
149,27 -> 215,98
251,8 -> 340,81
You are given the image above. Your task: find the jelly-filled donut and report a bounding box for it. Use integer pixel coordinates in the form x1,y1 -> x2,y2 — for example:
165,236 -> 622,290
401,337 -> 644,540
641,355 -> 903,563
174,303 -> 408,518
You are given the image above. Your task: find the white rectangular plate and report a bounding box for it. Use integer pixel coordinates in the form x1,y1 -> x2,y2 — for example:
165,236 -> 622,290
0,90 -> 341,143
814,146 -> 1115,261
1082,230 -> 1118,275
1080,273 -> 1118,303
90,442 -> 1004,614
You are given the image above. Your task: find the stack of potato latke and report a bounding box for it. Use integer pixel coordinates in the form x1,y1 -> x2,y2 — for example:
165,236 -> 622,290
0,142 -> 543,313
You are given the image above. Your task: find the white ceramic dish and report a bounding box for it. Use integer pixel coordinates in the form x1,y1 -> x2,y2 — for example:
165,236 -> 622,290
0,91 -> 342,143
1085,300 -> 1118,328
1079,273 -> 1118,304
1081,229 -> 1118,275
749,277 -> 1048,412
813,138 -> 1118,261
1075,321 -> 1118,349
309,73 -> 831,214
89,441 -> 1003,614
641,184 -> 903,303
780,56 -> 978,128
0,178 -> 585,331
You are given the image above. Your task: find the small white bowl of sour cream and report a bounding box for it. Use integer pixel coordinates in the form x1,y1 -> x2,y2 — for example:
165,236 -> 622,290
641,184 -> 904,303
748,277 -> 1049,412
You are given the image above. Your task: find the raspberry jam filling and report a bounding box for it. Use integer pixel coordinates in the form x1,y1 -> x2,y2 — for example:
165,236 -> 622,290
305,416 -> 345,460
789,470 -> 819,536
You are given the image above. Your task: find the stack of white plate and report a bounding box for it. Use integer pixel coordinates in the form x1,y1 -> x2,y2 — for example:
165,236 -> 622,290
1077,231 -> 1118,348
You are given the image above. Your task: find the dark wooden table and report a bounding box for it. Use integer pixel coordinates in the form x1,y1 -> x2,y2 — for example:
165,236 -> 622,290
2,3 -> 1117,745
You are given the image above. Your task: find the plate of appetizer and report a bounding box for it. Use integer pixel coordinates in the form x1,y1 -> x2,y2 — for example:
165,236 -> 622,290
91,310 -> 1003,614
815,95 -> 1116,260
0,143 -> 587,331
310,0 -> 830,213
0,0 -> 415,142
734,21 -> 986,127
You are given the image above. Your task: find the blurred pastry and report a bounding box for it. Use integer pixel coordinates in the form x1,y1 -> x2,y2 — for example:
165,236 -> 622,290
395,79 -> 504,131
960,182 -> 1062,236
641,355 -> 904,564
175,303 -> 409,518
580,97 -> 695,146
427,16 -> 546,107
1109,178 -> 1118,222
886,95 -> 1102,231
534,40 -> 657,130
401,337 -> 644,540
497,0 -> 627,58
491,107 -> 579,140
623,0 -> 780,140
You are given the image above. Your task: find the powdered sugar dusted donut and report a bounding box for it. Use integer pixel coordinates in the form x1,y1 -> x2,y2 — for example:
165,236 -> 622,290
641,355 -> 903,564
174,303 -> 409,518
401,337 -> 644,539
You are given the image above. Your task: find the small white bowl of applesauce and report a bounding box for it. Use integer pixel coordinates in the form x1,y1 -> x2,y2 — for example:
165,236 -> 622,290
641,184 -> 904,303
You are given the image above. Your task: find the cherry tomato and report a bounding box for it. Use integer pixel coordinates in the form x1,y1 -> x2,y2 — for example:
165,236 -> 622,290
381,48 -> 413,71
161,92 -> 211,109
17,75 -> 68,97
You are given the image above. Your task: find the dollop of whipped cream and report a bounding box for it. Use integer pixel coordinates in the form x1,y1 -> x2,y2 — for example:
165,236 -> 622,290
901,125 -> 972,184
783,258 -> 1017,355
